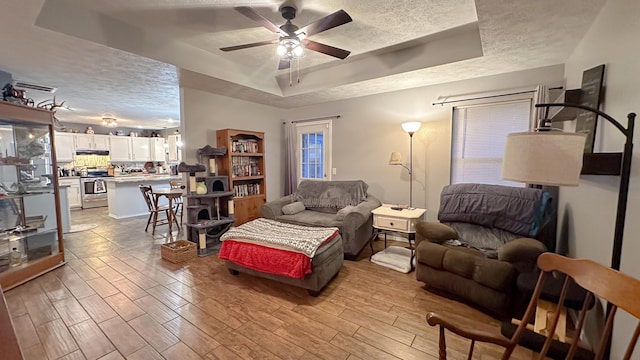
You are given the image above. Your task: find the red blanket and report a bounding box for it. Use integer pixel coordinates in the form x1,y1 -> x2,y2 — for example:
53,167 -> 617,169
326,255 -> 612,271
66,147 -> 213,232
219,232 -> 338,279
219,241 -> 311,279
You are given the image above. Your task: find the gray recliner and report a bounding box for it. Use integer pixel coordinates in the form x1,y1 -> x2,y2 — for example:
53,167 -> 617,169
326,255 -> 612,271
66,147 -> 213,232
261,180 -> 381,259
415,183 -> 554,319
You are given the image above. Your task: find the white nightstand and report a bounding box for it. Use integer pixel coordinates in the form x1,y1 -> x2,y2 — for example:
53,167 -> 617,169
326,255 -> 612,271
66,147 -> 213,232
371,206 -> 426,271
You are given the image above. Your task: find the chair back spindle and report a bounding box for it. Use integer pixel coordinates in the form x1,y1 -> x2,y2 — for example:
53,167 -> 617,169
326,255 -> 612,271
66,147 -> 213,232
139,185 -> 155,211
427,252 -> 640,360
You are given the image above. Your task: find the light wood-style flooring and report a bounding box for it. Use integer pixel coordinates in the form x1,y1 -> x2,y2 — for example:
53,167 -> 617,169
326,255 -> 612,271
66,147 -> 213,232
6,208 -> 535,359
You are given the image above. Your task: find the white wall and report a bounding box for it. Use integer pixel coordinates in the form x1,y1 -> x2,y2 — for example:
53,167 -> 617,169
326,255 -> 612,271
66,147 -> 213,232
562,0 -> 640,357
283,65 -> 564,221
181,65 -> 563,220
180,87 -> 284,201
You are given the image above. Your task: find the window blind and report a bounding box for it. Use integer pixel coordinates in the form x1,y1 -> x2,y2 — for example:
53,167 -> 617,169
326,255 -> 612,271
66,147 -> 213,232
451,100 -> 531,186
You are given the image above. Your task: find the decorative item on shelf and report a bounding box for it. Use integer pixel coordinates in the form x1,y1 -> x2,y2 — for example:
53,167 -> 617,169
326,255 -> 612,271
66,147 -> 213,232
575,64 -> 605,153
37,97 -> 69,131
101,117 -> 118,128
85,126 -> 94,134
389,121 -> 422,209
2,83 -> 34,106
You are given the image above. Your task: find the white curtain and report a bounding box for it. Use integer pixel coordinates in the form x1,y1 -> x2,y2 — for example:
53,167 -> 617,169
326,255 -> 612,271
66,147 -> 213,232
284,121 -> 297,195
531,84 -> 549,129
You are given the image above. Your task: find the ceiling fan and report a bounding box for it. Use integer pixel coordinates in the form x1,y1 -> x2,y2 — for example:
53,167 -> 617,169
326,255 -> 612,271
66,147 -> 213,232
220,6 -> 352,70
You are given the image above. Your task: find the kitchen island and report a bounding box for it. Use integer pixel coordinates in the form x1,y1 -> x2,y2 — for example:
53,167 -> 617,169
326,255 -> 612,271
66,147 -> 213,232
104,175 -> 183,219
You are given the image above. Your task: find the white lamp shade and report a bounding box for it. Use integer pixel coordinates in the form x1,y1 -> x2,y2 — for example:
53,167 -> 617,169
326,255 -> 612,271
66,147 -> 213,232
401,121 -> 421,133
389,151 -> 403,165
502,132 -> 587,186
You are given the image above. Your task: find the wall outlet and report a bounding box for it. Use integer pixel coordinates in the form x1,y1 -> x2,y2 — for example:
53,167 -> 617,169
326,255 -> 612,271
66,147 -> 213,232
332,167 -> 337,175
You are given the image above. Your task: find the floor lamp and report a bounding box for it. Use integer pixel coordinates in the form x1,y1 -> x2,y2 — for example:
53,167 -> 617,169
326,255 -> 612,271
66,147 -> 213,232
504,103 -> 635,272
390,121 -> 421,209
503,103 -> 635,358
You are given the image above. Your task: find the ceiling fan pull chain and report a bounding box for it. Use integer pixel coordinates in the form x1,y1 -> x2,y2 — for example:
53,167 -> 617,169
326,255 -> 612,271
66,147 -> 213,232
297,58 -> 301,84
289,63 -> 293,87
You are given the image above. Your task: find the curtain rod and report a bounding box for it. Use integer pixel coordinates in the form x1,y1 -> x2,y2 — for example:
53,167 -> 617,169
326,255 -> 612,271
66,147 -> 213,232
432,86 -> 564,106
283,115 -> 341,124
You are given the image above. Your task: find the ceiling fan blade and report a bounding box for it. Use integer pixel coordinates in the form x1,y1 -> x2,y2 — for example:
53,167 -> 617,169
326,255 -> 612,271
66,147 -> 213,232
296,9 -> 352,38
220,39 -> 278,52
302,39 -> 351,59
234,6 -> 287,36
278,59 -> 291,70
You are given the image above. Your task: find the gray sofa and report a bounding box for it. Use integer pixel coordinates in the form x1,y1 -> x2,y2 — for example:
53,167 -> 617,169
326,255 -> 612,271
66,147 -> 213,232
260,180 -> 381,259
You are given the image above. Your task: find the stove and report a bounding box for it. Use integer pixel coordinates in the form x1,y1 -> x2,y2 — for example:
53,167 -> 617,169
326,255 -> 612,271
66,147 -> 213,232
82,170 -> 109,178
80,174 -> 108,208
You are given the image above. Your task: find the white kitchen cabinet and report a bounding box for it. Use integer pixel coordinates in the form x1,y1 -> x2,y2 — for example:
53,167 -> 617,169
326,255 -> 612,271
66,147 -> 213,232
109,136 -> 132,162
75,134 -> 109,150
151,138 -> 165,162
59,178 -> 82,209
131,137 -> 151,161
93,135 -> 109,150
54,132 -> 75,162
74,134 -> 92,149
167,134 -> 182,163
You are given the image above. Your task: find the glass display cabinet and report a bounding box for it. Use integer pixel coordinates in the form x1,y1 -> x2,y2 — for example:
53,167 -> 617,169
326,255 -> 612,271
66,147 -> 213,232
0,101 -> 64,290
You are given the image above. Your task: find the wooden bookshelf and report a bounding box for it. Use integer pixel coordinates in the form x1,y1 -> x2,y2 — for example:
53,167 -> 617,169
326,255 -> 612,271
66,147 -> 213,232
216,129 -> 266,226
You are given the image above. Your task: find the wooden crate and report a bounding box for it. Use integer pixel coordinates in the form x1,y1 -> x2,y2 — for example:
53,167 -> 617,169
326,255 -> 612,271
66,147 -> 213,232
161,240 -> 196,263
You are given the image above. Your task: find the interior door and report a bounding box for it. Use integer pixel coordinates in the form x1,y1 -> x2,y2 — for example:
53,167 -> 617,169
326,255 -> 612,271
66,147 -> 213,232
296,121 -> 331,183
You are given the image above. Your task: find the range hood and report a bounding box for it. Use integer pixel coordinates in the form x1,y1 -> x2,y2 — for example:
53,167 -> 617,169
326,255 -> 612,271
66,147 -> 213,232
76,150 -> 109,156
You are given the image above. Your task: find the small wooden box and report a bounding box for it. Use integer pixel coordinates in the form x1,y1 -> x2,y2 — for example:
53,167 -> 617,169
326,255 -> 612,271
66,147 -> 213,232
161,240 -> 197,263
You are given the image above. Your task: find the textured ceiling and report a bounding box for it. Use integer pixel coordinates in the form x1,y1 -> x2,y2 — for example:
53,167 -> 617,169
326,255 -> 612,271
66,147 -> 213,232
0,0 -> 607,128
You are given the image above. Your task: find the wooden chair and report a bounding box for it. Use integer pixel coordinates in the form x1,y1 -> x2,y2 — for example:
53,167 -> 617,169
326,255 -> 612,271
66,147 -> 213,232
139,185 -> 172,235
426,252 -> 640,359
169,180 -> 185,224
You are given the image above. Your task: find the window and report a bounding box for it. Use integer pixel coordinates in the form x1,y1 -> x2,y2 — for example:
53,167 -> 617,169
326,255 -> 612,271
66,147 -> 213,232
296,120 -> 332,183
451,100 -> 531,186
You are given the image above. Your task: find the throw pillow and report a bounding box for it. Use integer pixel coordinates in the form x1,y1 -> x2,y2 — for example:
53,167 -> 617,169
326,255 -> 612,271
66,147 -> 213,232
336,205 -> 357,220
282,201 -> 305,215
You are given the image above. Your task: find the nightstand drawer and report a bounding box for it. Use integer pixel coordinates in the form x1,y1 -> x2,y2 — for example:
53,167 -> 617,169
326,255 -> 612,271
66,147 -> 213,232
374,216 -> 409,232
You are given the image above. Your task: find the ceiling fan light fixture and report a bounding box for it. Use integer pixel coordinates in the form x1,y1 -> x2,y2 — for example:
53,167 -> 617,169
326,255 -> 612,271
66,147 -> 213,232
277,37 -> 303,59
276,43 -> 287,56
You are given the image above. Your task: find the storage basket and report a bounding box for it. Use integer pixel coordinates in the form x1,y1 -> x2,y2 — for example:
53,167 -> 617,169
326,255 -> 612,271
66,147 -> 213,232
161,240 -> 197,263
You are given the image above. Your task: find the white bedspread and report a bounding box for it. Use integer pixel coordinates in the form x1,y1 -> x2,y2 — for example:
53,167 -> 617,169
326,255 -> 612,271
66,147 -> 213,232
220,218 -> 338,258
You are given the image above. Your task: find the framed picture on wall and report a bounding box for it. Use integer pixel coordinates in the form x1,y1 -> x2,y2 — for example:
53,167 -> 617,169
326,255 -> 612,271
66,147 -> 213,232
575,64 -> 605,153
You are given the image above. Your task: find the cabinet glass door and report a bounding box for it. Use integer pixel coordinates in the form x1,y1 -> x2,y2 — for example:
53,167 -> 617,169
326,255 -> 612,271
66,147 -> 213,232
0,121 -> 58,274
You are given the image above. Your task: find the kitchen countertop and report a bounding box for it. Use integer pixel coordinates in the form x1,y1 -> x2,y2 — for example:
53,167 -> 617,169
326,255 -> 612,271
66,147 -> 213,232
104,174 -> 182,183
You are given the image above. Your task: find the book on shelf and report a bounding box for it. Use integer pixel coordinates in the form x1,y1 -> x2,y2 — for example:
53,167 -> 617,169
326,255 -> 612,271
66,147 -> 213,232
233,183 -> 260,198
231,139 -> 259,153
231,157 -> 261,177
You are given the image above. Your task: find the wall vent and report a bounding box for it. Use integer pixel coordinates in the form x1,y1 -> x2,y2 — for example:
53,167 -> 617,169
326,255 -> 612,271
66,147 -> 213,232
11,80 -> 57,94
